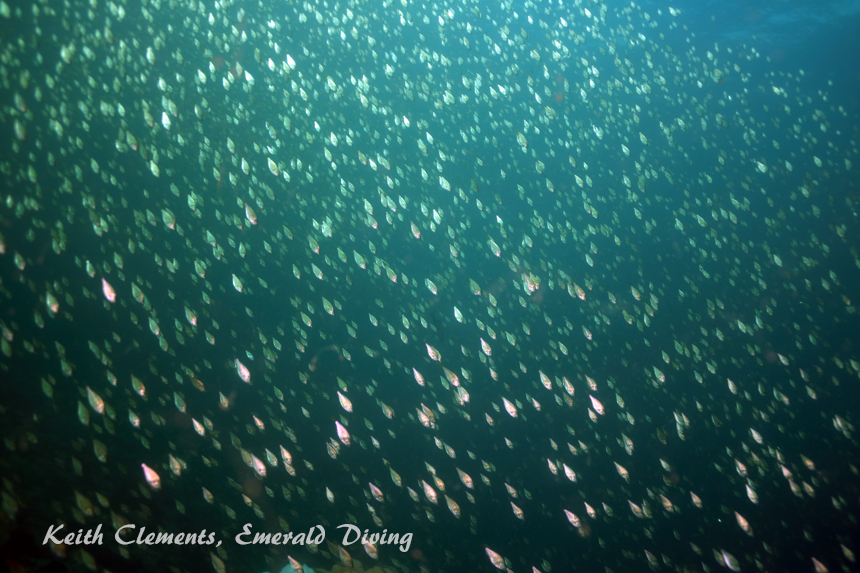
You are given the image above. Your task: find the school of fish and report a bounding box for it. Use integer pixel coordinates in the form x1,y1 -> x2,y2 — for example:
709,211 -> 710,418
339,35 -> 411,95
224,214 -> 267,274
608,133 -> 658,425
0,0 -> 857,572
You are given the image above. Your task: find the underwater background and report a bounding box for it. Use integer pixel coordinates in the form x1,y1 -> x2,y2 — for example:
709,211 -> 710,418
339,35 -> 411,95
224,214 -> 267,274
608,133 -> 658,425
0,0 -> 859,572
